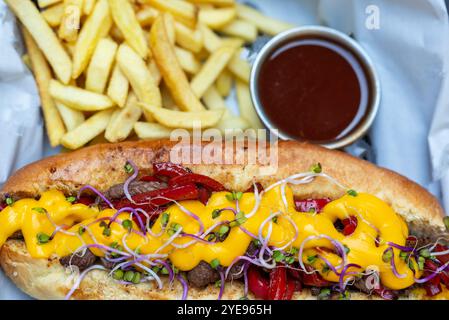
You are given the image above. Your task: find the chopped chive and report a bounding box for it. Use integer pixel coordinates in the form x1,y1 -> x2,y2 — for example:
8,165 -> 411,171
124,271 -> 135,282
212,209 -> 221,219
168,223 -> 182,236
218,225 -> 229,236
347,189 -> 358,197
5,197 -> 14,206
317,288 -> 331,300
132,272 -> 141,284
112,269 -> 124,280
124,162 -> 134,174
122,219 -> 133,231
103,227 -> 111,237
273,250 -> 285,263
382,249 -> 393,263
210,258 -> 220,269
272,216 -> 278,224
343,245 -> 350,255
307,255 -> 317,264
66,196 -> 76,203
32,207 -> 47,214
37,232 -> 50,244
215,280 -> 222,288
78,226 -> 85,235
419,248 -> 431,259
161,212 -> 170,227
161,267 -> 169,275
310,163 -> 322,174
322,264 -> 330,274
418,256 -> 425,270
285,256 -> 295,264
206,233 -> 216,241
444,216 -> 449,231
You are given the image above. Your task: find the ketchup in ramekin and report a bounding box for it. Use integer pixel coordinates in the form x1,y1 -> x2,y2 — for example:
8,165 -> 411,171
250,26 -> 380,149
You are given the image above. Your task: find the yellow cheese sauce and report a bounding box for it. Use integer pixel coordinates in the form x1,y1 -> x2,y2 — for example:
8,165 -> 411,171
0,185 -> 420,290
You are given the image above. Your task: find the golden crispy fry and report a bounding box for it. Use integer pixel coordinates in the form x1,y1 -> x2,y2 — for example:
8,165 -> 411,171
186,0 -> 235,6
174,21 -> 203,53
110,25 -> 124,42
105,94 -> 142,142
144,0 -> 197,28
37,0 -> 62,8
150,15 -> 205,111
190,45 -> 236,98
116,43 -> 161,121
202,85 -> 230,116
147,59 -> 162,85
228,48 -> 250,83
72,0 -> 112,79
216,69 -> 232,97
160,84 -> 178,110
41,3 -> 64,27
199,23 -> 222,53
107,64 -> 129,108
218,19 -> 257,42
139,102 -> 223,129
109,0 -> 148,59
134,122 -> 173,140
22,28 -> 66,147
164,12 -> 176,45
236,3 -> 294,36
49,79 -> 115,111
61,109 -> 114,149
55,101 -> 85,131
198,7 -> 236,29
216,116 -> 250,132
22,54 -> 32,70
136,6 -> 158,27
86,38 -> 117,93
58,0 -> 83,42
6,0 -> 73,84
236,79 -> 263,129
83,0 -> 96,15
174,46 -> 200,74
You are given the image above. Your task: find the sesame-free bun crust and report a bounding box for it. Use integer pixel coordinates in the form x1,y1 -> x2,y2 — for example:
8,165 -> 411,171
0,140 -> 446,300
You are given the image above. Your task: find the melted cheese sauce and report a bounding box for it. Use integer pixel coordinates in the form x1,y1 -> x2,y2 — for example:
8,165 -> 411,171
0,186 -> 420,290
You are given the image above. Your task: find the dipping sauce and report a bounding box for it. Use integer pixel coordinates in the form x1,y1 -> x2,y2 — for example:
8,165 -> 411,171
257,37 -> 370,144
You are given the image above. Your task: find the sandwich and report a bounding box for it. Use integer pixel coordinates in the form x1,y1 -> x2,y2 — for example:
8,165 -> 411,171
0,140 -> 448,300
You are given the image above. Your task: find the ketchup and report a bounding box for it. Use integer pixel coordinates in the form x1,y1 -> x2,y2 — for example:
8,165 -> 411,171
257,37 -> 370,143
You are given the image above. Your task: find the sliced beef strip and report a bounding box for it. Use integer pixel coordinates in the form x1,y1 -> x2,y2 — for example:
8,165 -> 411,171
103,181 -> 168,200
60,249 -> 97,271
187,261 -> 220,288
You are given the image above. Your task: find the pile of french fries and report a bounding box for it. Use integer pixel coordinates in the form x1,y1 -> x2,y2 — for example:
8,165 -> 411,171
6,0 -> 294,149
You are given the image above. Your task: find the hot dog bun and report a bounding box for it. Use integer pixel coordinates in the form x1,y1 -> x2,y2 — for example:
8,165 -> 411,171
0,140 -> 445,300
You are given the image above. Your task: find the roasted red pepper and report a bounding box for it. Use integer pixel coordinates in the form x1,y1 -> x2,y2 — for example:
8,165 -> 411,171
301,266 -> 331,287
153,162 -> 190,178
197,187 -> 211,205
434,244 -> 449,265
342,216 -> 358,236
268,267 -> 287,300
248,266 -> 269,299
114,184 -> 199,209
140,175 -> 161,182
169,173 -> 225,192
295,198 -> 331,213
77,196 -> 95,206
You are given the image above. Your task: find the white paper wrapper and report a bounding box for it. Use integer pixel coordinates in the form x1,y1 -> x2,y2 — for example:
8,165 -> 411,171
1,0 -> 449,299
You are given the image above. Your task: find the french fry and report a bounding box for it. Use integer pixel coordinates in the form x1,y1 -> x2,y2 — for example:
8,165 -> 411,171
161,84 -> 178,110
38,0 -> 62,8
218,19 -> 257,42
55,101 -> 85,131
236,3 -> 294,36
198,7 -> 236,29
85,38 -> 118,93
109,0 -> 148,59
216,70 -> 232,97
83,0 -> 96,15
216,116 -> 250,132
174,46 -> 200,74
148,59 -> 162,85
72,0 -> 112,79
22,54 -> 32,70
6,0 -> 73,84
41,3 -> 64,27
58,0 -> 83,42
199,23 -> 222,53
236,79 -> 264,129
202,85 -> 230,115
186,0 -> 235,6
134,122 -> 173,140
174,21 -> 203,53
190,45 -> 236,98
110,25 -> 124,42
105,94 -> 142,142
150,16 -> 205,112
228,49 -> 250,83
164,12 -> 176,45
107,64 -> 129,108
61,109 -> 114,149
116,43 -> 161,121
22,28 -> 66,147
139,102 -> 223,129
143,0 -> 197,28
49,79 -> 115,111
136,6 -> 158,27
